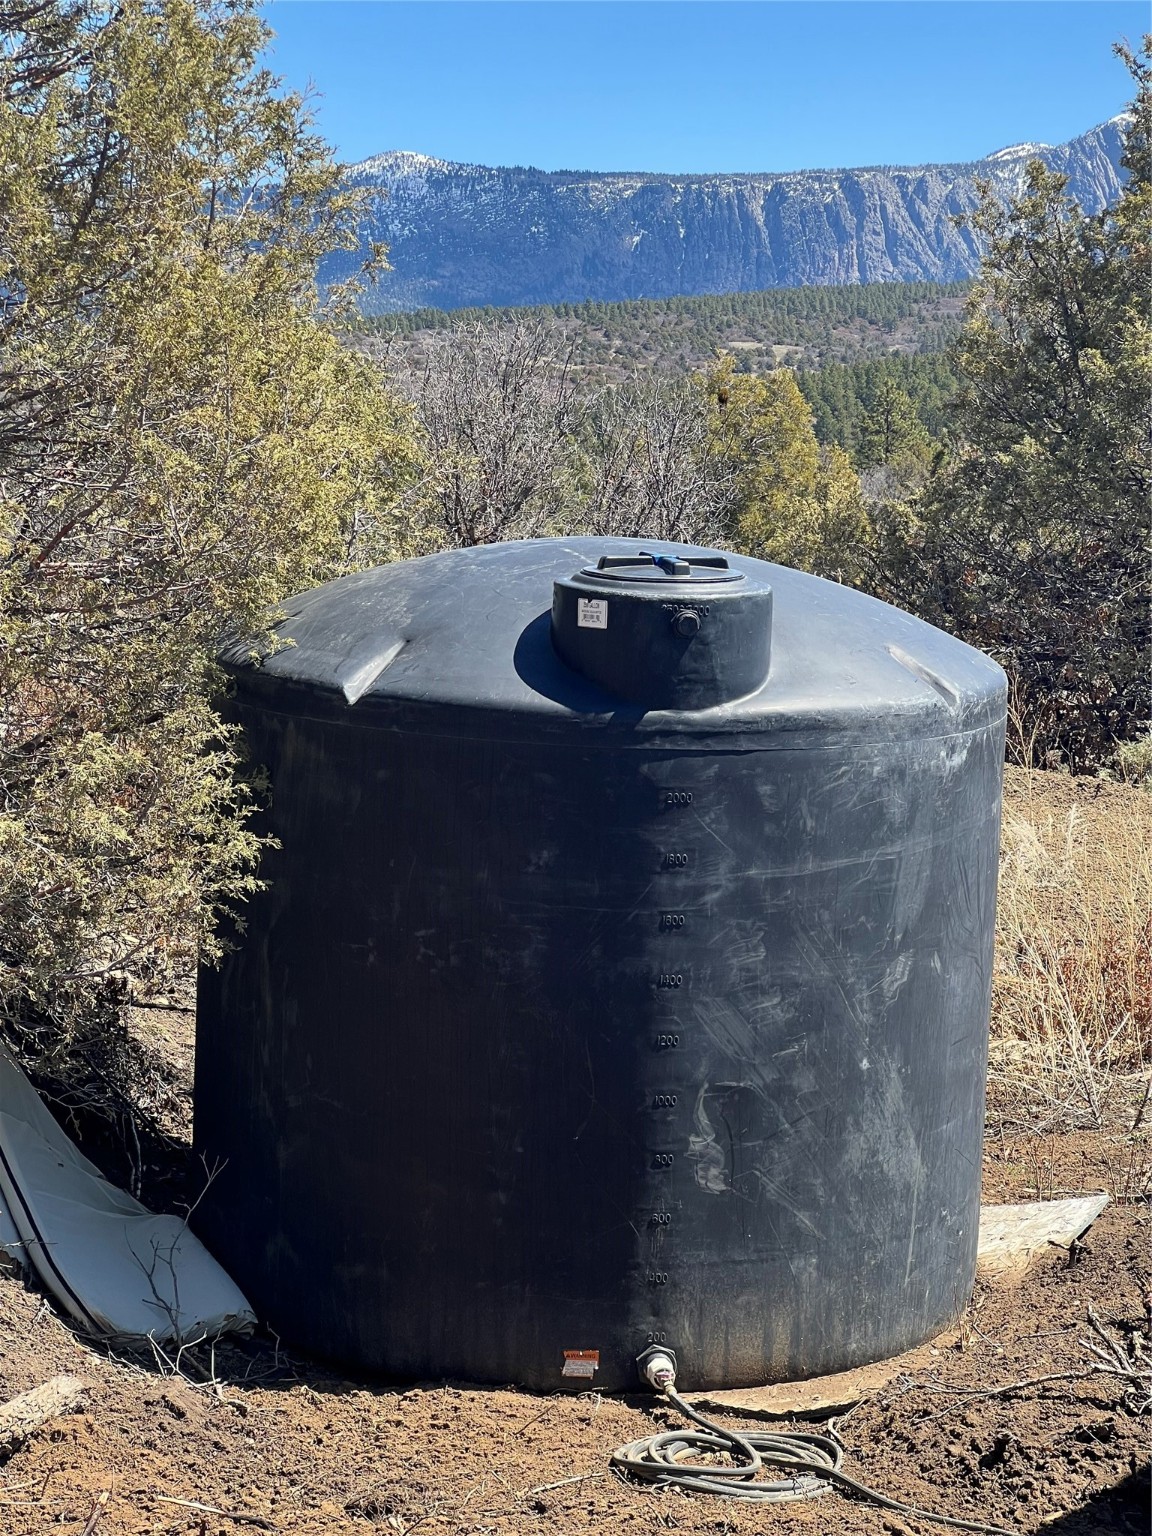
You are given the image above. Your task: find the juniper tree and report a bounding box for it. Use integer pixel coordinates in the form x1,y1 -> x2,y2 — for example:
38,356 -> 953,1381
887,40 -> 1151,770
0,0 -> 418,1035
707,357 -> 872,582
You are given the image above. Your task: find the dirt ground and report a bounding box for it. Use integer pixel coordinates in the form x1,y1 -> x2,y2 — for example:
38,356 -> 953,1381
1,771 -> 1149,1536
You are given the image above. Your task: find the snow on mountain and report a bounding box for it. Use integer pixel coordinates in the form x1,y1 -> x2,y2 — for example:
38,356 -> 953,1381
985,142 -> 1053,162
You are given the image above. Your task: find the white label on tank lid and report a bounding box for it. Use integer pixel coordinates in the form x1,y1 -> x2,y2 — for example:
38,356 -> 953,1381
577,598 -> 608,630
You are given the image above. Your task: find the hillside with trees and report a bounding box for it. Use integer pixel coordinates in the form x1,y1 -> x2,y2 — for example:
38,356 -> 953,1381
358,279 -> 967,380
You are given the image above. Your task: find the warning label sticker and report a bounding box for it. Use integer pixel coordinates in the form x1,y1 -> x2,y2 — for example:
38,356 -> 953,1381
577,598 -> 608,630
561,1349 -> 600,1379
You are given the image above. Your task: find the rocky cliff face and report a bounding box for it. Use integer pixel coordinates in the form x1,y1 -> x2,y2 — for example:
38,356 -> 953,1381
327,118 -> 1128,312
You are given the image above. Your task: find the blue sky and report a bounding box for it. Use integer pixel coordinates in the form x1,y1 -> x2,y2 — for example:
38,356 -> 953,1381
259,2 -> 1144,174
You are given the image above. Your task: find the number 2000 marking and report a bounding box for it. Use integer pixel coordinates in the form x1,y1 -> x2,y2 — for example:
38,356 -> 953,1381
665,791 -> 693,806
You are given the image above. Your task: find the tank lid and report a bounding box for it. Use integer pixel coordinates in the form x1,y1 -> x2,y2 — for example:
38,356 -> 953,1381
552,548 -> 770,709
576,551 -> 744,586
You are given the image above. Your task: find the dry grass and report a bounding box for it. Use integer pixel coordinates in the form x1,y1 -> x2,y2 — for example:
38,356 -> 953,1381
989,767 -> 1152,1154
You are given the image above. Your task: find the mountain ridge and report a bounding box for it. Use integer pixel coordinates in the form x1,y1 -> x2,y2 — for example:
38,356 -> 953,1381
326,117 -> 1128,312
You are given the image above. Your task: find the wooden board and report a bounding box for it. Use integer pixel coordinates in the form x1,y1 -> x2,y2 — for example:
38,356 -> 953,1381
975,1192 -> 1110,1279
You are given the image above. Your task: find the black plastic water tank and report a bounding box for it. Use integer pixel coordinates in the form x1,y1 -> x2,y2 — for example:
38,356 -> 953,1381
195,538 -> 1006,1392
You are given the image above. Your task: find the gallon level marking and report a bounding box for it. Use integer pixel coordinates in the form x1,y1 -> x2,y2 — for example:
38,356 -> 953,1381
642,773 -> 707,1347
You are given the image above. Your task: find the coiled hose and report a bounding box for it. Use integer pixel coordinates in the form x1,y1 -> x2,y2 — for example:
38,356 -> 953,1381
613,1379 -> 1016,1536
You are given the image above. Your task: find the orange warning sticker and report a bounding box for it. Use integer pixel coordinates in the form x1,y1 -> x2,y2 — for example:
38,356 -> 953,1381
561,1349 -> 600,1379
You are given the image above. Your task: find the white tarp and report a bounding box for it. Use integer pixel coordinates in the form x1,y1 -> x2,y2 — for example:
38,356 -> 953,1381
0,1043 -> 255,1344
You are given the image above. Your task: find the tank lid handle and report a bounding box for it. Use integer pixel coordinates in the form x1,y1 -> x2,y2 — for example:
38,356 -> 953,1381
587,552 -> 743,585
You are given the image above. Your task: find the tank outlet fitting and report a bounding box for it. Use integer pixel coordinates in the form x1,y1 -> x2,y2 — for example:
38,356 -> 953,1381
670,607 -> 702,638
636,1345 -> 678,1392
